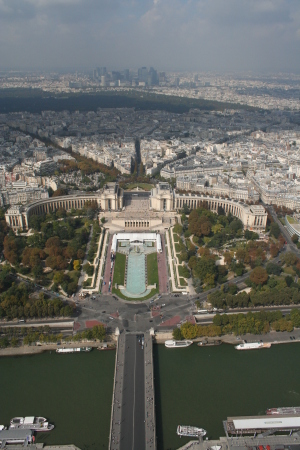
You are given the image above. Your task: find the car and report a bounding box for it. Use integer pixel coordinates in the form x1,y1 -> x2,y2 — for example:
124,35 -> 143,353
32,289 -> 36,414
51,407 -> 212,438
157,295 -> 162,299
162,303 -> 166,307
149,299 -> 154,304
290,336 -> 293,340
109,316 -> 114,320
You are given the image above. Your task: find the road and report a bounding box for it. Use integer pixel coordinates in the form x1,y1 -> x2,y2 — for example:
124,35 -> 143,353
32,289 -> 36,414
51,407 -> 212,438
120,334 -> 145,450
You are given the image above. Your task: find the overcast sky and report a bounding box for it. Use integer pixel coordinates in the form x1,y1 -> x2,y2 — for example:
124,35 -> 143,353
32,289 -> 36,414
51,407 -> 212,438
1,0 -> 300,73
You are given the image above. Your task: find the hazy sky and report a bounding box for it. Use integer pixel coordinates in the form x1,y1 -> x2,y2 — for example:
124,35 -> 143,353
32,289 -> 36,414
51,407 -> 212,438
1,0 -> 300,72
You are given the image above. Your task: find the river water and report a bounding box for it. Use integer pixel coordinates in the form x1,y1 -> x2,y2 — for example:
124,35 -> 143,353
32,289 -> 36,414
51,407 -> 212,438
0,350 -> 115,450
153,342 -> 300,450
1,343 -> 300,450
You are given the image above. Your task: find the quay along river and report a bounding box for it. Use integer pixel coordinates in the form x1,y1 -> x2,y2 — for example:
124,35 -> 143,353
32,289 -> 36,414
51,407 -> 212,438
0,349 -> 115,450
153,342 -> 300,450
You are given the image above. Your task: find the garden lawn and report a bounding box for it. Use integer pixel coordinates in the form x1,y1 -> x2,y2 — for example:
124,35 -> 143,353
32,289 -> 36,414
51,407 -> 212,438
147,252 -> 159,287
112,252 -> 126,286
178,265 -> 190,278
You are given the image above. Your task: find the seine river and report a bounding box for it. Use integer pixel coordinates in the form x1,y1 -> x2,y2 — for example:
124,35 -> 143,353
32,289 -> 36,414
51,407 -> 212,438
0,350 -> 115,450
153,342 -> 300,450
1,343 -> 300,450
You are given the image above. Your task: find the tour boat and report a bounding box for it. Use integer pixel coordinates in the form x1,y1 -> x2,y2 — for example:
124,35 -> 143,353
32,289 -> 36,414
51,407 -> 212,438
165,340 -> 193,348
9,417 -> 54,432
177,425 -> 206,437
56,347 -> 92,353
235,342 -> 271,350
266,406 -> 300,415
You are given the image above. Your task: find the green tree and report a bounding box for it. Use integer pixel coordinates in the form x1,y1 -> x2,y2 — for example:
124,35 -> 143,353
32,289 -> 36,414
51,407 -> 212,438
292,234 -> 299,244
266,262 -> 281,275
270,222 -> 281,239
172,327 -> 183,340
181,322 -> 197,339
283,252 -> 299,267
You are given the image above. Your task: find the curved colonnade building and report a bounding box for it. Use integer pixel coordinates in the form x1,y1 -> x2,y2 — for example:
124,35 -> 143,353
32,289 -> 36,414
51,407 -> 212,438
5,182 -> 267,232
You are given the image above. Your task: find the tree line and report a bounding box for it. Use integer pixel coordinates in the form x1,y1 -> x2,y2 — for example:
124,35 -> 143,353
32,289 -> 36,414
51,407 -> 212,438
173,309 -> 300,340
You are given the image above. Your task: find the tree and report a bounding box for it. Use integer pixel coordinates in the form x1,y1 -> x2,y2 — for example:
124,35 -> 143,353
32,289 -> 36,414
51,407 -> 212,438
244,229 -> 259,240
213,314 -> 222,326
266,262 -> 281,276
292,234 -> 299,244
224,251 -> 233,266
73,260 -> 81,271
32,264 -> 43,279
53,271 -> 64,285
270,243 -> 279,258
52,188 -> 68,197
181,322 -> 197,339
236,248 -> 246,263
194,257 -> 217,284
188,256 -> 197,270
283,252 -> 298,267
172,327 -> 183,340
270,222 -> 281,239
250,267 -> 268,286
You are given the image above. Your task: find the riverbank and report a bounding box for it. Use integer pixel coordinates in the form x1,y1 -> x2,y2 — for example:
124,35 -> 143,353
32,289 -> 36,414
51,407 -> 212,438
1,328 -> 300,356
154,328 -> 300,346
0,340 -> 116,357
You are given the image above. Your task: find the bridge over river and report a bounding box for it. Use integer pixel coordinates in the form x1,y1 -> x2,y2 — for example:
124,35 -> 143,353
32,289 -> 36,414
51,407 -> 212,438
109,331 -> 156,450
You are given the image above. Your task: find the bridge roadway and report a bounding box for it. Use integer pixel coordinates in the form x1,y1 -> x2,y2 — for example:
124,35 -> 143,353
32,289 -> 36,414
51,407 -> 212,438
109,332 -> 156,450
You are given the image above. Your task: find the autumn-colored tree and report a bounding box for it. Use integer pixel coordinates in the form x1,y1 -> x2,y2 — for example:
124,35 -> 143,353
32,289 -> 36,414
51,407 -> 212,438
197,247 -> 210,257
52,188 -> 68,197
250,267 -> 268,285
278,234 -> 285,250
3,236 -> 19,264
200,221 -> 211,236
64,246 -> 77,259
46,236 -> 63,257
22,248 -> 46,268
270,243 -> 279,258
224,251 -> 233,266
236,248 -> 246,263
188,256 -> 197,270
77,249 -> 85,259
73,260 -> 81,271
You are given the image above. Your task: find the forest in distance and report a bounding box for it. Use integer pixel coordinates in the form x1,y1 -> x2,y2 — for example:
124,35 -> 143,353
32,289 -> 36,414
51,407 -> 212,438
0,88 -> 258,114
